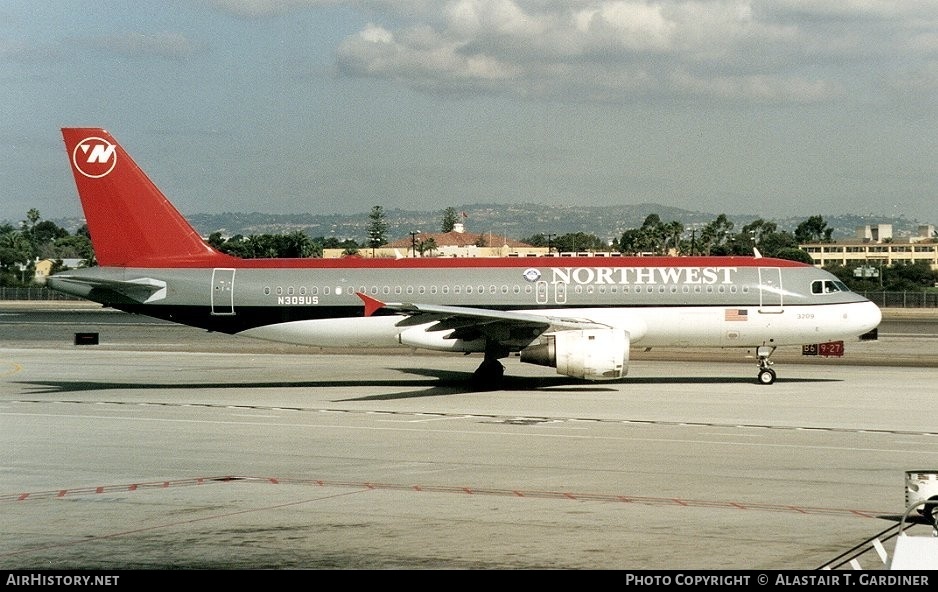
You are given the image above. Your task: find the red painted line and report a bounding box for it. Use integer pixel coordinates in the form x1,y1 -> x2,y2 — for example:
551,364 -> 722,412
0,476 -> 892,522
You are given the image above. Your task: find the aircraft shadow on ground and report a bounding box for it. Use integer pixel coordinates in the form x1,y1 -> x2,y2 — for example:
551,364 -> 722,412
13,372 -> 588,399
12,368 -> 839,399
878,513 -> 937,527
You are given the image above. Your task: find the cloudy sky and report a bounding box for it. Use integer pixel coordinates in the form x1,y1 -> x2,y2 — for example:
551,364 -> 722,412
2,0 -> 937,227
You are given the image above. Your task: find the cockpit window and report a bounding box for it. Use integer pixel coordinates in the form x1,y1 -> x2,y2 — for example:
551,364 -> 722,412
812,280 -> 848,294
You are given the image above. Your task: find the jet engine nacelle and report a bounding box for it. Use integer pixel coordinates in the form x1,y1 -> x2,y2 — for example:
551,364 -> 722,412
519,329 -> 629,381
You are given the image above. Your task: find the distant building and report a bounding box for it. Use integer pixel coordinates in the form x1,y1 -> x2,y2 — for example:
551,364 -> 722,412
31,258 -> 87,283
801,224 -> 938,270
325,222 -> 547,258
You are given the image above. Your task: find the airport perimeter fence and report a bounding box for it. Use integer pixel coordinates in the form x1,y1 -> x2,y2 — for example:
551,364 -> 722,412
859,291 -> 938,308
0,287 -> 82,301
1,286 -> 937,308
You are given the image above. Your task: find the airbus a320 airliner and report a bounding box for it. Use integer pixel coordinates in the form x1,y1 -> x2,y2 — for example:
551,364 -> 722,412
48,128 -> 882,385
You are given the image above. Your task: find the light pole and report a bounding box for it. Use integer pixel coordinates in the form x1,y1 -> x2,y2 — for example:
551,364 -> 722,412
410,231 -> 420,258
546,233 -> 555,256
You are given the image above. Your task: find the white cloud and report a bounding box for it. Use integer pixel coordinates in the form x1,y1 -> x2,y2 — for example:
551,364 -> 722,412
335,1 -> 867,103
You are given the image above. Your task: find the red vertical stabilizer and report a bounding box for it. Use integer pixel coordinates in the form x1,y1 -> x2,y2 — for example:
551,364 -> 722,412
61,128 -> 234,267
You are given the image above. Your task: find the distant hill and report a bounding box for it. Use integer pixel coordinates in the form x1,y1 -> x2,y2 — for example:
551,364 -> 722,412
46,203 -> 925,244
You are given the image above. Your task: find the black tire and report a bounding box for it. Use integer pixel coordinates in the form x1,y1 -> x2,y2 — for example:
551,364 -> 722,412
758,368 -> 776,385
919,499 -> 938,524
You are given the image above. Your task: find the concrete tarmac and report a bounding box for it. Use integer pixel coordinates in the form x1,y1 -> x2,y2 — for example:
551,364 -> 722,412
1,303 -> 937,570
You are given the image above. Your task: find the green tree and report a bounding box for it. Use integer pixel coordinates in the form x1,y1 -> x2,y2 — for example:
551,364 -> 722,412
0,229 -> 33,286
337,239 -> 360,254
637,214 -> 665,254
46,234 -> 93,261
521,233 -> 548,248
752,229 -> 799,258
795,215 -> 833,243
22,208 -> 41,230
773,247 -> 815,264
0,230 -> 31,268
441,207 -> 460,233
662,220 -> 684,255
617,228 -> 645,255
417,236 -> 438,256
554,232 -> 604,253
276,230 -> 314,258
30,220 -> 68,249
617,215 -> 685,255
367,206 -> 389,250
700,214 -> 735,255
884,261 -> 938,290
207,232 -> 226,250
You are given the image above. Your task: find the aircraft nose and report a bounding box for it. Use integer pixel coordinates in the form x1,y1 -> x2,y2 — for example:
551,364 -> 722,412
855,301 -> 882,333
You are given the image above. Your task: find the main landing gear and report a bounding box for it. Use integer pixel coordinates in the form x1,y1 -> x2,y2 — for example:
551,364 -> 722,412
473,357 -> 504,382
756,345 -> 777,385
472,344 -> 508,386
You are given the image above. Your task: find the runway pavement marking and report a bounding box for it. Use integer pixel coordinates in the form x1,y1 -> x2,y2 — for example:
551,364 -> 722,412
0,361 -> 23,377
1,475 -> 894,521
0,481 -> 371,560
7,399 -> 938,437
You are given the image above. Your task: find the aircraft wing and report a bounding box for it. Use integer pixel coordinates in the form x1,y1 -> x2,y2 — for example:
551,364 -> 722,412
357,292 -> 609,341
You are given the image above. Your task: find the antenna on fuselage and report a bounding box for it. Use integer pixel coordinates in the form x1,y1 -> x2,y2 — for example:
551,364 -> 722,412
753,247 -> 763,258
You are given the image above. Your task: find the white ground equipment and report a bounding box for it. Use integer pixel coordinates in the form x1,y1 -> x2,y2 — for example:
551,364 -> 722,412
889,470 -> 938,570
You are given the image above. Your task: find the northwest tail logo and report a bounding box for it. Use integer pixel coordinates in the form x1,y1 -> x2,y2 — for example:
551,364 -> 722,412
72,136 -> 117,178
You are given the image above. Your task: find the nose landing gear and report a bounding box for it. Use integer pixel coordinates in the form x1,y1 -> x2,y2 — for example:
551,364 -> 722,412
756,345 -> 776,385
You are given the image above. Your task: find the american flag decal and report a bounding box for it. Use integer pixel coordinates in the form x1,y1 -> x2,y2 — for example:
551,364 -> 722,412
725,308 -> 748,321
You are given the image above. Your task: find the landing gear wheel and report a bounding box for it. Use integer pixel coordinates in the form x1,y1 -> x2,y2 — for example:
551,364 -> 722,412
919,499 -> 938,525
755,345 -> 777,385
758,368 -> 776,385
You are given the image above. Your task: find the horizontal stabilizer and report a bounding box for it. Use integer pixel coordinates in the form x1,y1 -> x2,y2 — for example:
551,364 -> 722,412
47,275 -> 167,304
